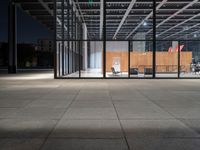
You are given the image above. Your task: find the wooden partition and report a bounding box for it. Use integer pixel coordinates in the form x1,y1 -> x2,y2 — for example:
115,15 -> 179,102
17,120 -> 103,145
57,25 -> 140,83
130,52 -> 152,73
106,51 -> 128,72
180,52 -> 193,73
105,51 -> 192,73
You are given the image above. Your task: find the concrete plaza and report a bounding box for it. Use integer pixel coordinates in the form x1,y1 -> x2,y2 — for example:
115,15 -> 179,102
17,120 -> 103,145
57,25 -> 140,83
0,71 -> 200,150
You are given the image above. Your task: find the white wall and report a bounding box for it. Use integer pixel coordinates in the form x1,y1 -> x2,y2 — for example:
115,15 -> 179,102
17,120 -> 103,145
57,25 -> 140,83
132,32 -> 146,52
89,41 -> 129,69
82,23 -> 87,70
90,42 -> 103,68
106,41 -> 128,51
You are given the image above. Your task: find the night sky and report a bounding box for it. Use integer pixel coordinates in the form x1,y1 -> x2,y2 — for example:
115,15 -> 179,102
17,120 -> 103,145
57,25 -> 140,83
0,0 -> 52,43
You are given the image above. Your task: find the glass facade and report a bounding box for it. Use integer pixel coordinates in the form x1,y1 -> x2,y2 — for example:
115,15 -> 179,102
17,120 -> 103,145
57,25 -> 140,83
106,41 -> 128,78
130,41 -> 153,78
156,41 -> 178,78
55,0 -> 200,79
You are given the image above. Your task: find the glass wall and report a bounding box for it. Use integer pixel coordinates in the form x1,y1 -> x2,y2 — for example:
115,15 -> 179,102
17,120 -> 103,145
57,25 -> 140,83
156,41 -> 178,78
55,0 -> 82,78
130,41 -> 153,78
106,41 -> 128,78
180,41 -> 200,78
155,0 -> 200,78
54,0 -> 200,79
55,0 -> 62,77
80,41 -> 103,78
63,40 -> 80,78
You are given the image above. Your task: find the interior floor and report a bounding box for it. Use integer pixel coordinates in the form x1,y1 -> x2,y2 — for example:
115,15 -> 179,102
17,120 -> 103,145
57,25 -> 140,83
64,69 -> 200,78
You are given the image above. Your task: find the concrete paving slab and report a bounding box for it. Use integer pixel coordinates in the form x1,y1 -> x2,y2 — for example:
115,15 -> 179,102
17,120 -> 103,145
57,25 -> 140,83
127,138 -> 200,150
62,107 -> 118,119
26,99 -> 73,108
121,120 -> 199,138
1,72 -> 200,150
70,100 -> 114,108
41,139 -> 128,150
114,101 -> 173,119
10,107 -> 66,119
0,119 -> 57,138
50,119 -> 123,138
0,138 -> 44,150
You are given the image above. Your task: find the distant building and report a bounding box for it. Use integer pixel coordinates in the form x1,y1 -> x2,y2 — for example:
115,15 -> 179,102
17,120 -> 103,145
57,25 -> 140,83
37,39 -> 53,52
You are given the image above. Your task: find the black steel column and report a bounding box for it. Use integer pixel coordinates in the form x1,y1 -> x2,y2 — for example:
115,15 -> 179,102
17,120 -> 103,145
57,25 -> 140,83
8,0 -> 17,73
152,0 -> 156,78
80,23 -> 83,73
103,0 -> 106,78
62,0 -> 65,76
74,15 -> 77,72
79,40 -> 81,78
128,41 -> 131,78
67,0 -> 70,74
58,42 -> 61,77
71,10 -> 74,73
53,0 -> 57,78
178,41 -> 180,78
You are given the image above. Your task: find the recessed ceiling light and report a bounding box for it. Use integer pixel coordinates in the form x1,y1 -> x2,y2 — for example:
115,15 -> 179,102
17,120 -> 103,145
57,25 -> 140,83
143,21 -> 147,26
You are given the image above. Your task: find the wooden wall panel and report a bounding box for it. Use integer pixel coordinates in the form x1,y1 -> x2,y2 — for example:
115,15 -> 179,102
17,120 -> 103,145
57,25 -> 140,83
156,52 -> 178,73
106,51 -> 128,72
180,52 -> 193,72
105,51 -> 192,73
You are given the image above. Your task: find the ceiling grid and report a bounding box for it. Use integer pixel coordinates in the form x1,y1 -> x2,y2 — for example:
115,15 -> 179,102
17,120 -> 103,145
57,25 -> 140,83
15,0 -> 200,40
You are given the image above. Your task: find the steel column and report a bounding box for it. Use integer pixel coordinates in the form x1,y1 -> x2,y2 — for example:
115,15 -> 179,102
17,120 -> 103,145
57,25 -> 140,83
178,41 -> 181,78
53,0 -> 57,78
67,0 -> 70,74
71,9 -> 74,73
128,41 -> 131,78
103,0 -> 106,78
62,0 -> 65,76
8,0 -> 17,74
152,0 -> 156,78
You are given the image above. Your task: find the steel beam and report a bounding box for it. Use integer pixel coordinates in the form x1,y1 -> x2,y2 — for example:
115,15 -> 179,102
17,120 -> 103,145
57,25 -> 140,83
113,0 -> 136,39
164,23 -> 200,39
157,12 -> 200,37
125,0 -> 167,39
146,0 -> 198,35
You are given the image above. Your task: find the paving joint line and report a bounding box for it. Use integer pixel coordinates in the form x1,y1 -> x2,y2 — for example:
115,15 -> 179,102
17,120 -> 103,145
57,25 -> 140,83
38,89 -> 81,150
136,88 -> 200,137
108,91 -> 131,150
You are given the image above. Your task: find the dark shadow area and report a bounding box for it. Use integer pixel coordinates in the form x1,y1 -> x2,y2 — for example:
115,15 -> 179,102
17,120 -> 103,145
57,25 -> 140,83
0,125 -> 199,150
0,0 -> 54,73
